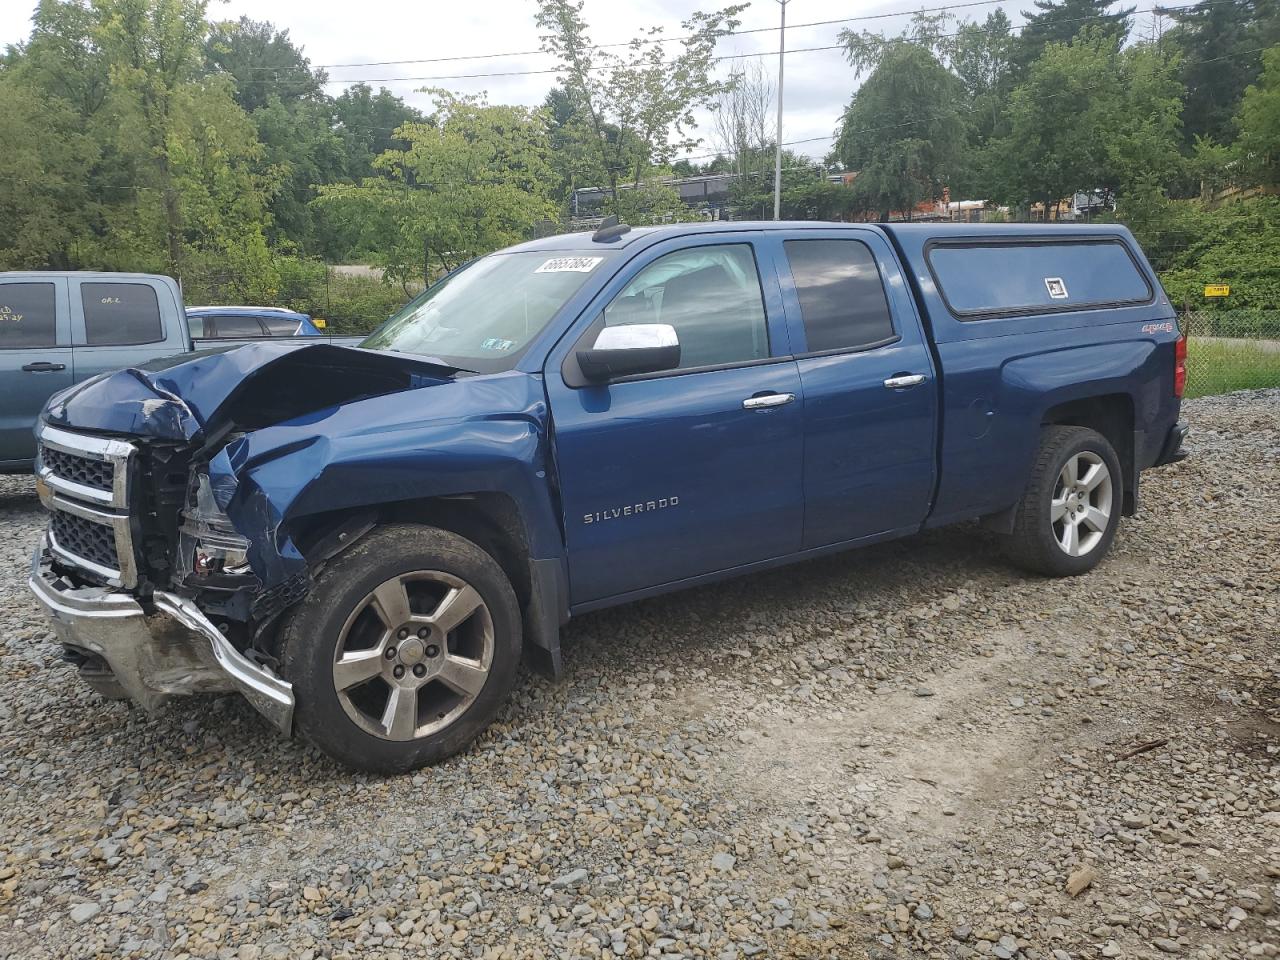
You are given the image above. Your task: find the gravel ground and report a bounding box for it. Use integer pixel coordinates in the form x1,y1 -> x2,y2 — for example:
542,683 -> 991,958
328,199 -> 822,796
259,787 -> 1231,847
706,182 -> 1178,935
1,390 -> 1277,960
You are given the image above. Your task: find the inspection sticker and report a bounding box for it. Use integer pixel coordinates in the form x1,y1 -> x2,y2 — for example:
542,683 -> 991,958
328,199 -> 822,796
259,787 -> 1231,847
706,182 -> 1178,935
535,256 -> 603,274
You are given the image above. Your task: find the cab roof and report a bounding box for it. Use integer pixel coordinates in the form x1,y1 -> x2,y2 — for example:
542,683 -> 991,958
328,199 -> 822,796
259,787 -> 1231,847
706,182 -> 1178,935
186,305 -> 310,318
506,220 -> 1135,254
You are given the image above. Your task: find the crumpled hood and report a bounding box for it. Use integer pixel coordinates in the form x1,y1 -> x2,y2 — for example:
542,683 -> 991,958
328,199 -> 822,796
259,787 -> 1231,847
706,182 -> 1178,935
42,342 -> 461,443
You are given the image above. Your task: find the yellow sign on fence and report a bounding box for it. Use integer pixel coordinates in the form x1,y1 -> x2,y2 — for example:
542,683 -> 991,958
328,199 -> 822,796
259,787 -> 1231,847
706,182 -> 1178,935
1204,284 -> 1230,298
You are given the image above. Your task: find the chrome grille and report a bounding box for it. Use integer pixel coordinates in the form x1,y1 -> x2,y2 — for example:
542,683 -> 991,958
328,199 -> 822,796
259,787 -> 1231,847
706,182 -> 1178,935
50,510 -> 120,570
41,445 -> 114,492
36,424 -> 137,587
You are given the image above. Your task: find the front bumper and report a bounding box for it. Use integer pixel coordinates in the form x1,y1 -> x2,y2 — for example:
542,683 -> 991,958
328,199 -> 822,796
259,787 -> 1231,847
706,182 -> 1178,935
29,540 -> 294,734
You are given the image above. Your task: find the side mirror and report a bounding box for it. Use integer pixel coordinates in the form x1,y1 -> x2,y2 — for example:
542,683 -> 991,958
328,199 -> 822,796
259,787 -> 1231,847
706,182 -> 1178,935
577,324 -> 680,382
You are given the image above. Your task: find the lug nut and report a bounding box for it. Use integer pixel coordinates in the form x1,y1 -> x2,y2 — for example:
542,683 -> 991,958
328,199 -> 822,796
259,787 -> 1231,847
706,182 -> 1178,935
417,627 -> 429,639
425,644 -> 440,658
385,646 -> 397,660
393,665 -> 405,679
397,627 -> 409,639
412,663 -> 427,678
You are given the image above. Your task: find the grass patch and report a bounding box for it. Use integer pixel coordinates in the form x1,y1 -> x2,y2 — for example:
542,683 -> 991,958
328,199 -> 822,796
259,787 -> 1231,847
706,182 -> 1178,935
1185,337 -> 1280,398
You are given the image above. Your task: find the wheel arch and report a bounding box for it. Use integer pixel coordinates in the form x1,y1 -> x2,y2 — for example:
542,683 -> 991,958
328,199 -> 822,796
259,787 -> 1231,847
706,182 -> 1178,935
284,492 -> 567,677
981,390 -> 1137,534
1039,393 -> 1136,516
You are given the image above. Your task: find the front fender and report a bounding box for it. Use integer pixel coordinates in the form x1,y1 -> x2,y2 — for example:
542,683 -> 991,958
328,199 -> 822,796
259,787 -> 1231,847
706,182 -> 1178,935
206,373 -> 561,594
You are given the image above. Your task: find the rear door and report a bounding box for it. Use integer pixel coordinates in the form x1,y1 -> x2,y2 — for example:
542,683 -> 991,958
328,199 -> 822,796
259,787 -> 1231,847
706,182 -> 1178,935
545,233 -> 804,606
0,276 -> 72,465
260,314 -> 304,337
770,230 -> 938,549
202,314 -> 269,348
70,277 -> 187,383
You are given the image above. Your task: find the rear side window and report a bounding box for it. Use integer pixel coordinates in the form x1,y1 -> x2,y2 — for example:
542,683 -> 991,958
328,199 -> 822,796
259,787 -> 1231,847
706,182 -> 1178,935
82,283 -> 163,345
262,315 -> 302,336
928,240 -> 1152,318
603,244 -> 769,370
0,283 -> 57,348
784,239 -> 895,352
210,315 -> 265,338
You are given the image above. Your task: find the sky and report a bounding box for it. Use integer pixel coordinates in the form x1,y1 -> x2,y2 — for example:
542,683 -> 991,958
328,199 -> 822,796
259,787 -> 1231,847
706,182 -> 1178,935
0,0 -> 1112,165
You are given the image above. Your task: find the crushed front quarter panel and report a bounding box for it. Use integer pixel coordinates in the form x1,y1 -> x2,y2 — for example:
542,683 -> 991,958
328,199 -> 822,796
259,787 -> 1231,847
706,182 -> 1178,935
204,370 -> 561,595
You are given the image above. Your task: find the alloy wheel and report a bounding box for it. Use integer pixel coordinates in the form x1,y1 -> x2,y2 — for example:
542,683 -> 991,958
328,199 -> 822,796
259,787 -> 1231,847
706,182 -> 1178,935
331,570 -> 494,740
1050,451 -> 1113,557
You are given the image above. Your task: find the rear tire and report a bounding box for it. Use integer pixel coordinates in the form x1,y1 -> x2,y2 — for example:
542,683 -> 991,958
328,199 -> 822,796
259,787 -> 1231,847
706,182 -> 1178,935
280,524 -> 521,773
1006,426 -> 1122,577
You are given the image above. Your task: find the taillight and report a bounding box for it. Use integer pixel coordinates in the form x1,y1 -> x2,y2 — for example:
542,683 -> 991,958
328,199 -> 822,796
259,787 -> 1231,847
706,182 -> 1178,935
1174,334 -> 1187,398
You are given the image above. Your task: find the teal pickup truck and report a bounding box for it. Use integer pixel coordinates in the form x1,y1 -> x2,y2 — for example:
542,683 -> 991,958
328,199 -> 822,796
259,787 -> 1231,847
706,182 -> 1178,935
0,272 -> 357,471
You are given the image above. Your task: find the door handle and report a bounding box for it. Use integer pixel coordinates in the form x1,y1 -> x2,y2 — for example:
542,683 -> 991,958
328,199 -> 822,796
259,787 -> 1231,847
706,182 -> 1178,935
742,392 -> 796,410
883,373 -> 926,389
22,362 -> 66,373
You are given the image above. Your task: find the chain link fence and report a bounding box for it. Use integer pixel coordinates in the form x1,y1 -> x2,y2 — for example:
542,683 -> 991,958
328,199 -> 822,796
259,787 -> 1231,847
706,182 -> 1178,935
1179,310 -> 1280,399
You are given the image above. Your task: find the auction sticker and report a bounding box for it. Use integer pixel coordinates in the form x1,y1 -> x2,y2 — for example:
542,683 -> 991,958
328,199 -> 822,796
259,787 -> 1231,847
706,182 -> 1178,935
536,256 -> 603,274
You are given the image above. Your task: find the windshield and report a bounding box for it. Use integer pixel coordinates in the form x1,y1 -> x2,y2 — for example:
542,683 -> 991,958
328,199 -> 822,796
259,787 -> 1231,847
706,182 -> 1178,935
361,251 -> 613,372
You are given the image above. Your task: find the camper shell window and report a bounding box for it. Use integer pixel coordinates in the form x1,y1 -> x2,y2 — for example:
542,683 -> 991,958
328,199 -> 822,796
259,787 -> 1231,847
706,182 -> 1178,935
926,238 -> 1153,320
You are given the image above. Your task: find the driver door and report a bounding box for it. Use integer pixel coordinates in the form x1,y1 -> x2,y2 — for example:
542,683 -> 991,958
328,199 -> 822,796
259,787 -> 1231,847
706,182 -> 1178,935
545,235 -> 804,607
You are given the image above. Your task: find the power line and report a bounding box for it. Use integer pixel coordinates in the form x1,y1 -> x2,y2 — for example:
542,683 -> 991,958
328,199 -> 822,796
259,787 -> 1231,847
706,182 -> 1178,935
230,0 -> 1237,80
224,1 -> 1222,89
239,0 -> 1014,74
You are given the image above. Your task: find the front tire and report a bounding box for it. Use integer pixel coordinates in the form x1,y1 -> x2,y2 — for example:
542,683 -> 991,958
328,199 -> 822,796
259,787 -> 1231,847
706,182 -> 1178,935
1006,426 -> 1122,577
280,524 -> 521,773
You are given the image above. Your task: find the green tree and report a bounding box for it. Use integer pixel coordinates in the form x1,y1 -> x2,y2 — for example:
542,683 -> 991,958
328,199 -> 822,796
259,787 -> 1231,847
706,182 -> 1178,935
0,72 -> 97,268
0,0 -> 106,269
542,85 -> 641,215
316,91 -> 557,287
94,0 -> 213,275
535,0 -> 744,207
835,41 -> 966,220
205,16 -> 323,112
730,153 -> 850,220
1157,0 -> 1280,146
1014,0 -> 1134,71
951,10 -> 1017,137
1236,45 -> 1280,187
205,17 -> 347,253
332,82 -> 427,181
989,33 -> 1183,216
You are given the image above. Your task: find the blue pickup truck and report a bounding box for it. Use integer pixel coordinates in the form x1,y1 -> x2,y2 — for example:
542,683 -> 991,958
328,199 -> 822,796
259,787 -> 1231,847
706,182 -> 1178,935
28,222 -> 1187,772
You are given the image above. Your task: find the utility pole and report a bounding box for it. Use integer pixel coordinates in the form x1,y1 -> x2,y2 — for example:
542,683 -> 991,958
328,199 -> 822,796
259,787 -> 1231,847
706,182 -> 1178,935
772,0 -> 787,221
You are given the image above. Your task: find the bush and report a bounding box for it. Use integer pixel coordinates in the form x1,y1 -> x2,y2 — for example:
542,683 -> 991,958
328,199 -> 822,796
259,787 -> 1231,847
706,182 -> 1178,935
183,254 -> 414,336
288,273 -> 413,336
1137,196 -> 1280,310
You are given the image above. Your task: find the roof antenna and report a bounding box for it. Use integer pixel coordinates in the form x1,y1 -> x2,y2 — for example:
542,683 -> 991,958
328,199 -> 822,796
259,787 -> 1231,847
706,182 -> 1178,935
592,215 -> 631,243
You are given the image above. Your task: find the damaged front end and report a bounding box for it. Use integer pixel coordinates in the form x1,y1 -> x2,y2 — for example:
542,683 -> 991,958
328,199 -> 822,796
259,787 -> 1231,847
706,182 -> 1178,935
30,342 -> 462,733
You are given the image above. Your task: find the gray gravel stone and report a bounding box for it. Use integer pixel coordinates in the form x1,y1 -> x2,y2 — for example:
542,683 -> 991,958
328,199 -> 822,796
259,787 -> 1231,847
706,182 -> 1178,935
1,391 -> 1277,960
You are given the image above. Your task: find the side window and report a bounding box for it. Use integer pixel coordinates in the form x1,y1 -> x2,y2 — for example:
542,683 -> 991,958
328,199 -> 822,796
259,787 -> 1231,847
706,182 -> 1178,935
0,282 -> 57,349
82,283 -> 163,346
603,244 -> 769,370
210,315 -> 266,338
187,314 -> 206,338
784,239 -> 895,353
261,315 -> 302,336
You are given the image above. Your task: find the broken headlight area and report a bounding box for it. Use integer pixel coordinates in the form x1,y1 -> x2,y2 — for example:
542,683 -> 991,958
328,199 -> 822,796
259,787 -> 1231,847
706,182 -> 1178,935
178,472 -> 258,585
